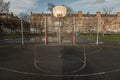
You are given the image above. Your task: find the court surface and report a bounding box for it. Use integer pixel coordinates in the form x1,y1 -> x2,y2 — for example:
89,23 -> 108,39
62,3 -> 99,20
0,44 -> 120,80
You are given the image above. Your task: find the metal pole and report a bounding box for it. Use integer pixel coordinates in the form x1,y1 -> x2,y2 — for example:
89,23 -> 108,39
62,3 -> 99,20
44,16 -> 48,45
96,28 -> 99,45
57,29 -> 59,43
59,17 -> 61,44
72,16 -> 76,45
96,18 -> 99,45
74,16 -> 76,45
21,16 -> 24,45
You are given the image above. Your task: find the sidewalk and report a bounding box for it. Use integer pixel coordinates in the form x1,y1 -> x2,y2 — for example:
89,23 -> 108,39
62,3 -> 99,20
0,36 -> 120,46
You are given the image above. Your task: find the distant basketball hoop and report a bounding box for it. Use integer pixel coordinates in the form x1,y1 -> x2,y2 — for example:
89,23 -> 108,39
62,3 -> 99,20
52,6 -> 67,44
52,6 -> 67,18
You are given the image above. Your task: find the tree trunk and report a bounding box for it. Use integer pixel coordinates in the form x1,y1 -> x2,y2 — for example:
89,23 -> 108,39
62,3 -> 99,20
102,31 -> 105,37
0,23 -> 3,33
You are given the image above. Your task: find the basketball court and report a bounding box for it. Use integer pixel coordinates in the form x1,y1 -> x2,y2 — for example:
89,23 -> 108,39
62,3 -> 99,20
0,6 -> 119,78
0,44 -> 120,80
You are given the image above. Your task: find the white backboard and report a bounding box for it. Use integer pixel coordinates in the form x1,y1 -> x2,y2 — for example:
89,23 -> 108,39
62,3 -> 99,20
53,6 -> 67,17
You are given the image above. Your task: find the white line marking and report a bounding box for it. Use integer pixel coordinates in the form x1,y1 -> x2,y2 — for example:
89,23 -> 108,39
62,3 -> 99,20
0,45 -> 120,77
34,45 -> 87,74
0,66 -> 120,77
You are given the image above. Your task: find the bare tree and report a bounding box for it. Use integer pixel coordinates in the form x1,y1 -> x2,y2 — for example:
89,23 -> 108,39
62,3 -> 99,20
0,0 -> 10,33
47,3 -> 55,12
87,17 -> 97,37
62,5 -> 74,14
19,13 -> 30,22
0,0 -> 10,13
82,15 -> 98,39
47,3 -> 74,14
101,7 -> 116,36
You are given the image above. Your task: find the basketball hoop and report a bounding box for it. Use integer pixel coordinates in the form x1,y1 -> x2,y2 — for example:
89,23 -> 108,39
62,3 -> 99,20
52,6 -> 67,18
52,6 -> 67,44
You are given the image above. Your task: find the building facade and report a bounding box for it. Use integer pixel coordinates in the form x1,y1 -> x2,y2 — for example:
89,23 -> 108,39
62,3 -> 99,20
30,11 -> 120,34
0,12 -> 30,33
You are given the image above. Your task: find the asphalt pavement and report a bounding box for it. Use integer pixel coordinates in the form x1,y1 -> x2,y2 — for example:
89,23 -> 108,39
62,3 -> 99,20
0,38 -> 120,80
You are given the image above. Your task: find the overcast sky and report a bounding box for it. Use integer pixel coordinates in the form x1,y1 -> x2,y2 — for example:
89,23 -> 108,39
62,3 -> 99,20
4,0 -> 120,15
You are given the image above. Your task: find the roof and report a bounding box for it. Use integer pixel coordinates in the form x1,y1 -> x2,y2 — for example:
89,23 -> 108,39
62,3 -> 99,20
30,13 -> 118,17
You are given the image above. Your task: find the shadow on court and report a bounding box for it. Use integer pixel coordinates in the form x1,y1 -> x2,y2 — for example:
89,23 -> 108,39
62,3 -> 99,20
0,44 -> 120,80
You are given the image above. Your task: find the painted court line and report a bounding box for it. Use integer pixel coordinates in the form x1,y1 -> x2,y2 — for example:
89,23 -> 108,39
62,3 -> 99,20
33,45 -> 86,74
0,44 -> 120,77
0,66 -> 120,77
